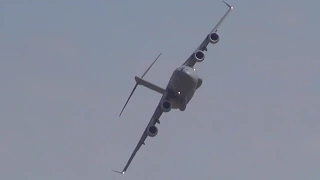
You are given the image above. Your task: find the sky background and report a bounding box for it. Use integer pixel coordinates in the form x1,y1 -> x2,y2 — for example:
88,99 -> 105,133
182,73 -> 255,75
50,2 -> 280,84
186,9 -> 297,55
1,0 -> 319,179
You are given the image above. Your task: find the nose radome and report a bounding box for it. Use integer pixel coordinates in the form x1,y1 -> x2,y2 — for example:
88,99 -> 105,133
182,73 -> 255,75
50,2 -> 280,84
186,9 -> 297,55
182,67 -> 188,73
183,66 -> 194,75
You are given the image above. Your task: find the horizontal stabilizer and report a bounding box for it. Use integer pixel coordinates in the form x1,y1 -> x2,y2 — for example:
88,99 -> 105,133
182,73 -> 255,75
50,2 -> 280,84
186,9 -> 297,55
119,53 -> 162,117
111,170 -> 125,174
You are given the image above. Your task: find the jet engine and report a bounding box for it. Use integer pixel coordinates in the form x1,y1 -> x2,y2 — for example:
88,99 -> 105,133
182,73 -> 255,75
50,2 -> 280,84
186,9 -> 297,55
147,125 -> 158,137
161,100 -> 172,112
208,32 -> 219,44
193,50 -> 205,62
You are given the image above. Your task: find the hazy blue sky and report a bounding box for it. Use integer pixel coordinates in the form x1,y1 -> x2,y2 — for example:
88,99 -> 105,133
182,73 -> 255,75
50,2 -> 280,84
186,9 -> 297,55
1,0 -> 319,179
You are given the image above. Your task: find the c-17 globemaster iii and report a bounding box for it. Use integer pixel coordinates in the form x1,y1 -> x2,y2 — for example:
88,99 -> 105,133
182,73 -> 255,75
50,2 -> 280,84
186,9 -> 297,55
112,0 -> 233,174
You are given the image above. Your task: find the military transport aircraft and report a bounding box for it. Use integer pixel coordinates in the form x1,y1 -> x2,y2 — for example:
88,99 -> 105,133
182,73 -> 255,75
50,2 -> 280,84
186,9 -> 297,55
112,1 -> 233,174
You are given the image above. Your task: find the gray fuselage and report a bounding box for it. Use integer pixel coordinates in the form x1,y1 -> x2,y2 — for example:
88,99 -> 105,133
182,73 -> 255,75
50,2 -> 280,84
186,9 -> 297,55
165,65 -> 201,110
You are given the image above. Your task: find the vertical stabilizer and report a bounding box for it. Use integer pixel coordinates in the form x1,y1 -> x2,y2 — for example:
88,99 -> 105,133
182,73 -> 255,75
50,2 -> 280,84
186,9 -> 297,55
119,53 -> 162,117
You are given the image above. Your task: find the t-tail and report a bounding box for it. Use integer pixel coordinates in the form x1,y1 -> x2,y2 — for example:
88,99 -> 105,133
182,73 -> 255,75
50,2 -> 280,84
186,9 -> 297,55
119,53 -> 165,117
111,170 -> 125,174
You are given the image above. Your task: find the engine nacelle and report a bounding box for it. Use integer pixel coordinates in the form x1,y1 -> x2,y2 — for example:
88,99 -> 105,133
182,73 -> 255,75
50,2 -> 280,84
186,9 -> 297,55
208,32 -> 219,44
147,125 -> 158,137
193,50 -> 205,62
161,100 -> 172,112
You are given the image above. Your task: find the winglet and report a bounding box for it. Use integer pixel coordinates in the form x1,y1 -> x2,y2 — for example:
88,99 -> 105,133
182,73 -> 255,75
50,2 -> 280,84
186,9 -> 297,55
209,0 -> 234,34
222,0 -> 233,9
111,170 -> 125,175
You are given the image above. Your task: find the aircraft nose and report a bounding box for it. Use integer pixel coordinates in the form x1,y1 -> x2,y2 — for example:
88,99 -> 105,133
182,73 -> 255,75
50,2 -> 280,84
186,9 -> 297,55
181,67 -> 197,82
182,67 -> 190,74
182,67 -> 194,77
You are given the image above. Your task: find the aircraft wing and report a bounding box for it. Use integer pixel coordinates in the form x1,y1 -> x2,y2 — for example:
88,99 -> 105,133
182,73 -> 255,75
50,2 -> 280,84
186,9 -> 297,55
182,0 -> 233,67
112,95 -> 166,174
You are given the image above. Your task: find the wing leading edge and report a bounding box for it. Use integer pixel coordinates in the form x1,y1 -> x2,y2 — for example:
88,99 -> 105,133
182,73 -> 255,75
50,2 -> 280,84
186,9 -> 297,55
112,93 -> 167,174
183,0 -> 233,67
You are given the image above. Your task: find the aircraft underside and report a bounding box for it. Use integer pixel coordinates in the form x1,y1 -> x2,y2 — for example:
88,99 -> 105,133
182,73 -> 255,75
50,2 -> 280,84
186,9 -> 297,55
114,1 -> 233,174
